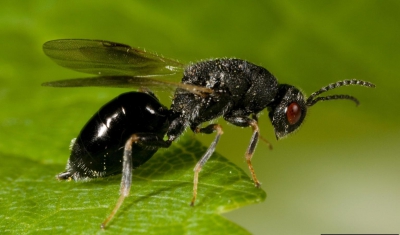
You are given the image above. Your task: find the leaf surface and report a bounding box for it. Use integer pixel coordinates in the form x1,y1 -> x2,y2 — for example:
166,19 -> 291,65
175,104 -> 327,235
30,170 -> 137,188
0,137 -> 266,234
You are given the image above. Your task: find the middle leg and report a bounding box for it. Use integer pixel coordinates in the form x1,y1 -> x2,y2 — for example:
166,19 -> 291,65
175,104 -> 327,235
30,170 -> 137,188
191,124 -> 224,206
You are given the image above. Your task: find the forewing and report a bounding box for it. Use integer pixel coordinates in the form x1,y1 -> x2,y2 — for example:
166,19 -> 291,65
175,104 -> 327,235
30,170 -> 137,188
43,39 -> 185,76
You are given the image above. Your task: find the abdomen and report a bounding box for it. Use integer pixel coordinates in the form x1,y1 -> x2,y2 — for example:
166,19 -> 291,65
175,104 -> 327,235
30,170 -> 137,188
58,92 -> 169,180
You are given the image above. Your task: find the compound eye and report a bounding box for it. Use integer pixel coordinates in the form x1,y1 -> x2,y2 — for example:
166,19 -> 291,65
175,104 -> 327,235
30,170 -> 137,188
286,102 -> 302,125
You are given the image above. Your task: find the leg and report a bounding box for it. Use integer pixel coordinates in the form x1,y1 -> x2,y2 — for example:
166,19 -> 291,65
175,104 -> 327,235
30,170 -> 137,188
246,120 -> 261,188
224,116 -> 262,188
252,114 -> 272,150
101,133 -> 170,229
190,124 -> 223,206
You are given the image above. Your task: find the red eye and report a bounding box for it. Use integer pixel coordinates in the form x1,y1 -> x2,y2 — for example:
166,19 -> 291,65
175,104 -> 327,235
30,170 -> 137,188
286,102 -> 302,125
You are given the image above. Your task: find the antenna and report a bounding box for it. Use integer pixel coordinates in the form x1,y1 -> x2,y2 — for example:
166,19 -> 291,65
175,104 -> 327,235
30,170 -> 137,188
306,79 -> 375,106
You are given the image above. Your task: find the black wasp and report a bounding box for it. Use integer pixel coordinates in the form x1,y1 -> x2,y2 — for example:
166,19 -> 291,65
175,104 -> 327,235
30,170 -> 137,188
42,39 -> 375,228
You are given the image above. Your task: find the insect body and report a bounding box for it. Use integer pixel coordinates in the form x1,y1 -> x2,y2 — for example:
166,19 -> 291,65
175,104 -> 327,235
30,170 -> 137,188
43,39 -> 375,228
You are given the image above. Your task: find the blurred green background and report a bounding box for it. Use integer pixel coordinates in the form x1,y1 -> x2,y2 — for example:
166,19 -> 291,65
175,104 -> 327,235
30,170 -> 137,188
0,0 -> 399,234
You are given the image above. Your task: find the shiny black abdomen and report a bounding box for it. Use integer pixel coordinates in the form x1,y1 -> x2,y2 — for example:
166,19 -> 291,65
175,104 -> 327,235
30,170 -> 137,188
60,92 -> 169,180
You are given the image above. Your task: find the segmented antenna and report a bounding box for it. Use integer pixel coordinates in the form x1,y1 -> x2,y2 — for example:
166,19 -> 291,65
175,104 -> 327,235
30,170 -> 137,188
306,79 -> 375,106
307,94 -> 360,106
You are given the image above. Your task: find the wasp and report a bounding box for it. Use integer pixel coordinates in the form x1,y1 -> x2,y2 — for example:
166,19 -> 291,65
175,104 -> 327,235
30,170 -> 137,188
42,39 -> 375,228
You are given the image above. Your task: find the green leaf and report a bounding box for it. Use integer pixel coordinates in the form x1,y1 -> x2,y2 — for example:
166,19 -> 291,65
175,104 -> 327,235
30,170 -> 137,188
0,137 -> 266,234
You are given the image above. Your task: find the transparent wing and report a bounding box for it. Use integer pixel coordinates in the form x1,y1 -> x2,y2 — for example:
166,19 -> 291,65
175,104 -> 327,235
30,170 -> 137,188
42,76 -> 213,95
43,39 -> 185,76
42,39 -> 214,95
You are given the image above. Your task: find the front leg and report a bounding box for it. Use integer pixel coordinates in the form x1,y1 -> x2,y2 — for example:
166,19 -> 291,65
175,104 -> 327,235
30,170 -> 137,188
224,116 -> 261,188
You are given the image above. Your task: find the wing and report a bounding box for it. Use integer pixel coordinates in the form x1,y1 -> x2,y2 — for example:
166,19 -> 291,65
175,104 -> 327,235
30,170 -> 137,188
42,39 -> 213,95
43,39 -> 185,76
42,76 -> 213,95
